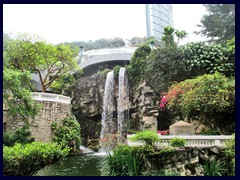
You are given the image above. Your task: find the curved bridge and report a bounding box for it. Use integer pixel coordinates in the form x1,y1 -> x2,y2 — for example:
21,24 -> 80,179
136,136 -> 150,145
76,46 -> 137,76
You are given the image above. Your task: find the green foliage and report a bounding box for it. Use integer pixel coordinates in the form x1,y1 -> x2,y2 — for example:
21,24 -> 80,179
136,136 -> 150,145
4,33 -> 80,92
200,130 -> 220,135
3,142 -> 69,176
3,68 -> 39,120
50,73 -> 78,94
182,42 -> 235,77
162,26 -> 176,47
224,134 -> 235,176
3,125 -> 34,147
52,116 -> 81,154
164,72 -> 235,116
169,137 -> 186,147
145,46 -> 187,94
130,130 -> 160,145
100,145 -> 155,176
98,68 -> 111,77
203,159 -> 226,176
197,4 -> 235,43
113,65 -> 122,77
127,44 -> 151,88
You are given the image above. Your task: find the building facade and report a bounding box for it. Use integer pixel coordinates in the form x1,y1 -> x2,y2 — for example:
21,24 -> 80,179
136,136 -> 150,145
145,4 -> 173,41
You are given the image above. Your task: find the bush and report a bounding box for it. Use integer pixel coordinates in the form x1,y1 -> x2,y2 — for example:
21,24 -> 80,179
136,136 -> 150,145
3,142 -> 69,176
162,72 -> 235,116
200,130 -> 220,135
52,115 -> 81,154
130,130 -> 160,145
3,125 -> 34,147
145,46 -> 187,94
169,137 -> 186,147
182,42 -> 235,77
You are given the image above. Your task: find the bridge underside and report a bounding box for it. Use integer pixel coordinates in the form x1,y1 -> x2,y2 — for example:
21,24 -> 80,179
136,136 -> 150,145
80,60 -> 130,77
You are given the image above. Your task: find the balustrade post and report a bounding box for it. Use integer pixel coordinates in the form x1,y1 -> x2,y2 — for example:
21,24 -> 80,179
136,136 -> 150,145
214,139 -> 221,146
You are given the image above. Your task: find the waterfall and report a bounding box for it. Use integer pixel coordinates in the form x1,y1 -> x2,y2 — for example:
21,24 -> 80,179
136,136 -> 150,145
100,71 -> 115,139
117,68 -> 130,135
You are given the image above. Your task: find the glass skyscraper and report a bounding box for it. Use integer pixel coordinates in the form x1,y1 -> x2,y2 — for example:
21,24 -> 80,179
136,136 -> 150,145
145,4 -> 173,41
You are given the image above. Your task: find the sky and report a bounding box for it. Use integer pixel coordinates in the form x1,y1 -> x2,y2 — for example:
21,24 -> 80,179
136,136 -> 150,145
3,4 -> 207,45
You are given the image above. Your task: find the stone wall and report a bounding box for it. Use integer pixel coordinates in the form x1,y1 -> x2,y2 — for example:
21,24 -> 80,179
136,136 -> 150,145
154,146 -> 226,176
5,100 -> 71,142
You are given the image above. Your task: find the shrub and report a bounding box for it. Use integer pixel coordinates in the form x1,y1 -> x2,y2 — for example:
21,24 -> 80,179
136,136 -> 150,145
169,137 -> 186,147
162,72 -> 235,116
3,125 -> 34,147
52,115 -> 81,154
182,42 -> 235,77
200,130 -> 220,135
3,142 -> 69,176
130,130 -> 160,145
145,46 -> 187,95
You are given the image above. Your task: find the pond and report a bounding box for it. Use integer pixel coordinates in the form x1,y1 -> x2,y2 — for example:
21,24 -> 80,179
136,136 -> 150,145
34,153 -> 106,176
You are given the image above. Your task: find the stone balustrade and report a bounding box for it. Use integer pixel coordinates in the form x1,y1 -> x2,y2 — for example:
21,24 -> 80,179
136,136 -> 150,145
127,135 -> 232,147
31,92 -> 71,104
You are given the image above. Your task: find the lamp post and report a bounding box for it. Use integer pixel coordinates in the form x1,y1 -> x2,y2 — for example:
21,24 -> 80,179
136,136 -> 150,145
150,41 -> 154,50
77,46 -> 84,64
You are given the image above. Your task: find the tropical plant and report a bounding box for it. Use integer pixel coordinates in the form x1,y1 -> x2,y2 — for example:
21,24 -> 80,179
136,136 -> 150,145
52,115 -> 81,154
130,130 -> 160,146
169,137 -> 186,147
100,145 -> 155,176
203,159 -> 226,176
162,26 -> 175,47
3,142 -> 70,176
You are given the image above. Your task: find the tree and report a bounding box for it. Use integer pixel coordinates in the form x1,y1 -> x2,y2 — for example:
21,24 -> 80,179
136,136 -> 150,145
175,30 -> 188,45
127,44 -> 151,88
162,26 -> 175,47
3,33 -> 39,120
4,33 -> 80,92
197,4 -> 235,43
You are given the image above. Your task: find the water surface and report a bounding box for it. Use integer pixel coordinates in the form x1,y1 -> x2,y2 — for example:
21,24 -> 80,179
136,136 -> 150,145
34,154 -> 105,176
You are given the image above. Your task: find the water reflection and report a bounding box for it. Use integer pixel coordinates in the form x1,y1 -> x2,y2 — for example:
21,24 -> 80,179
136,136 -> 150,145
34,154 -> 105,176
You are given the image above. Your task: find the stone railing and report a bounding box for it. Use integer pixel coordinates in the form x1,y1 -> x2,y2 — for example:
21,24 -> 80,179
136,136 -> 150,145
31,92 -> 71,104
127,135 -> 232,147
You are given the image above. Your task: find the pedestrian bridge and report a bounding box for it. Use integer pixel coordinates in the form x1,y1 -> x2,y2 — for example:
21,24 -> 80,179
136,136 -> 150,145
76,46 -> 137,76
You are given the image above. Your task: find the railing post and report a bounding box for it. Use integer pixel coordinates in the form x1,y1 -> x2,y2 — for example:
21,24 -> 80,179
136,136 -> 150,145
215,139 -> 221,146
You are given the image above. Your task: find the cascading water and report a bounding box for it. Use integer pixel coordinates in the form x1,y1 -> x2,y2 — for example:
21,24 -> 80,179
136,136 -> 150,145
100,71 -> 115,140
117,67 -> 130,135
